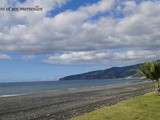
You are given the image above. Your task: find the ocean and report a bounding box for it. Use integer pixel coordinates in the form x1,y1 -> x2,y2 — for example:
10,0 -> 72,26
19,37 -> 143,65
0,79 -> 146,97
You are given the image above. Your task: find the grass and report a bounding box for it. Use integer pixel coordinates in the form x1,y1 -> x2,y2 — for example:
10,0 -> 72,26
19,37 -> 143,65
72,93 -> 160,120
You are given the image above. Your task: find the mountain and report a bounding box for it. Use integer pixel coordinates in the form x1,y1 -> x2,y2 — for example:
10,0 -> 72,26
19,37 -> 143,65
59,64 -> 142,81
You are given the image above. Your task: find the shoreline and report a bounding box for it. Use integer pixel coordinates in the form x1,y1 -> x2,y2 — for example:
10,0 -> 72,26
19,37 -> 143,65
0,82 -> 151,120
0,80 -> 149,98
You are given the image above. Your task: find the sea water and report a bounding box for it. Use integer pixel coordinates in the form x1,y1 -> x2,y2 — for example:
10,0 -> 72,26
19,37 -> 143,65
0,79 -> 146,97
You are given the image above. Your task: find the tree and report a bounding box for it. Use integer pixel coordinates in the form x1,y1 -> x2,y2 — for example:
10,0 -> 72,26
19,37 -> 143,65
138,61 -> 160,94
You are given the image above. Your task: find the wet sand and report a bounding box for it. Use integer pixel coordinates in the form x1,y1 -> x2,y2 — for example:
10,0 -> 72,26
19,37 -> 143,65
0,82 -> 151,120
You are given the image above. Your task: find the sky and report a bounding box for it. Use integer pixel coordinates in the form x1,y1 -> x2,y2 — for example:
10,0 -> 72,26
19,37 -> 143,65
0,0 -> 160,82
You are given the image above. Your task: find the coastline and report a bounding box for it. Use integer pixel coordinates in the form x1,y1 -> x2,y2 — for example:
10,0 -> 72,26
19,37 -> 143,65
0,82 -> 151,120
0,79 -> 149,98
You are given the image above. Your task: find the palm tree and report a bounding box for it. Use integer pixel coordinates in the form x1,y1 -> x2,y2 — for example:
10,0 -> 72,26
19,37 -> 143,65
152,62 -> 160,89
138,61 -> 160,94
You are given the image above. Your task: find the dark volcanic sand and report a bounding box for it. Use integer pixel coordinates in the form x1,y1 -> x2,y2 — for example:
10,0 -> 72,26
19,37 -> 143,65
0,82 -> 151,120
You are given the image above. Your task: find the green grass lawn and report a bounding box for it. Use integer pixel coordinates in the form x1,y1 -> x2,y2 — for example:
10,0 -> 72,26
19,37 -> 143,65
73,93 -> 160,120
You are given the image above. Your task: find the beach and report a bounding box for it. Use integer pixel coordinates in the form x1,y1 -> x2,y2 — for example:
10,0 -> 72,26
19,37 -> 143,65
0,82 -> 151,120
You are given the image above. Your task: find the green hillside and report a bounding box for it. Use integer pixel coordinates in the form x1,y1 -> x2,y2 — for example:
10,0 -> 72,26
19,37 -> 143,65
73,93 -> 160,120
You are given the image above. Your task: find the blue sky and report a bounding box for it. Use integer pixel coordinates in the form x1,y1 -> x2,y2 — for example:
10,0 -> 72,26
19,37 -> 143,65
0,60 -> 108,82
0,53 -> 126,82
47,0 -> 100,17
0,0 -> 160,82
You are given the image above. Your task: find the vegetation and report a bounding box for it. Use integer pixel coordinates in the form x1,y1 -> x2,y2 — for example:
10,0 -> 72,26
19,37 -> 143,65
73,93 -> 160,120
60,64 -> 139,80
138,61 -> 160,94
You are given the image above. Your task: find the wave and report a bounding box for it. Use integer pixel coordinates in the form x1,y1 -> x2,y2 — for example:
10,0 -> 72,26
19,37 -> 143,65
0,94 -> 25,98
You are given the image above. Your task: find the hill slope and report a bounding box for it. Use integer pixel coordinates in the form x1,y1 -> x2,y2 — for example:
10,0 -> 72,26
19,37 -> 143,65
59,64 -> 141,81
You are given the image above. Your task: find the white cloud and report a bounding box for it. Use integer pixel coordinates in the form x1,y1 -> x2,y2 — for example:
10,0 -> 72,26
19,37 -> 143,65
0,54 -> 11,60
79,0 -> 115,15
44,50 -> 160,64
114,50 -> 160,61
0,0 -> 115,53
0,0 -> 160,64
44,51 -> 111,64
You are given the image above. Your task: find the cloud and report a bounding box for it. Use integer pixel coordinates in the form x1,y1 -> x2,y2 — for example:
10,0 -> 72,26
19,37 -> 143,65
0,0 -> 115,53
44,51 -> 111,64
44,50 -> 160,64
0,0 -> 160,64
0,54 -> 11,60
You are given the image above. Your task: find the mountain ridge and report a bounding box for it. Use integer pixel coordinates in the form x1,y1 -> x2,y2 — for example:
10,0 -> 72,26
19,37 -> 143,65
59,63 -> 142,81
